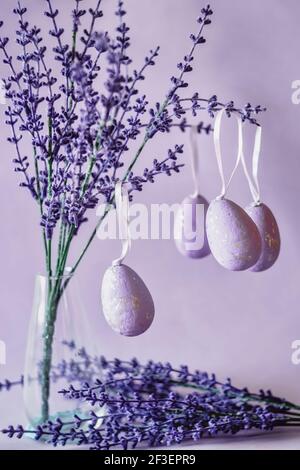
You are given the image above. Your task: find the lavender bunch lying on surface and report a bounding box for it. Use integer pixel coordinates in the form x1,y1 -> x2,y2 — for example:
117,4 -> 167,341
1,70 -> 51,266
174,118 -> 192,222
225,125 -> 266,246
0,0 -> 266,423
2,352 -> 300,450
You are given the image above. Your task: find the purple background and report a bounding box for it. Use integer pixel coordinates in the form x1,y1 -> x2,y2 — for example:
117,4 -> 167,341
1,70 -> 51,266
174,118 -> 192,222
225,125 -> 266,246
0,0 -> 300,426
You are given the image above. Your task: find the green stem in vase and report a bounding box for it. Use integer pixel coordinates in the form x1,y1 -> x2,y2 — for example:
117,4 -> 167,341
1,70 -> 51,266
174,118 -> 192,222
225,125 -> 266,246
40,271 -> 68,421
41,284 -> 60,422
40,228 -> 74,421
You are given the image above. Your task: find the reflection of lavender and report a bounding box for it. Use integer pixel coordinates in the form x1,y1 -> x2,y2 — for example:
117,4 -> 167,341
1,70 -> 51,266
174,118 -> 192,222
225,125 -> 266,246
0,1 -> 265,422
1,351 -> 300,449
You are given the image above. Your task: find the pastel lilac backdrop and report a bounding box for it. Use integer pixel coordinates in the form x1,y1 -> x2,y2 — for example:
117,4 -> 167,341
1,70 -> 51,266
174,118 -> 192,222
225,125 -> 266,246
0,0 -> 299,410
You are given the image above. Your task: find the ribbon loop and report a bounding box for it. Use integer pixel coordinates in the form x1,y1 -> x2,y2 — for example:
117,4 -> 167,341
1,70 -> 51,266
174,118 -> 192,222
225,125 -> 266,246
189,126 -> 202,197
240,124 -> 262,205
112,181 -> 131,266
213,108 -> 243,199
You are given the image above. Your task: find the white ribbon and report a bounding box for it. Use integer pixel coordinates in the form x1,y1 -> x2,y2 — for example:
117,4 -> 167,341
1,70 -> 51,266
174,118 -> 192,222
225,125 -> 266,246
240,124 -> 262,206
213,108 -> 243,199
112,181 -> 131,266
189,126 -> 202,197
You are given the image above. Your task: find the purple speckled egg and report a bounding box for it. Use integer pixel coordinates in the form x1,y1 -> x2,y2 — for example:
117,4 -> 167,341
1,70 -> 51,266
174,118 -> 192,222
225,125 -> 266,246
206,198 -> 262,271
101,264 -> 155,337
174,194 -> 211,259
245,203 -> 280,272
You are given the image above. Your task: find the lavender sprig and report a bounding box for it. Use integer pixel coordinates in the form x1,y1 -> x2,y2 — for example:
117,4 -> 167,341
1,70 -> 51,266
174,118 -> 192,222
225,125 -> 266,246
0,376 -> 24,392
59,353 -> 300,412
2,354 -> 300,450
0,2 -> 264,241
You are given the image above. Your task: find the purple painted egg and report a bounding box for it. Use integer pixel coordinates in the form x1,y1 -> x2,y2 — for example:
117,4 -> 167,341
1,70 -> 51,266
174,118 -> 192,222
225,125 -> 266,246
101,264 -> 155,337
206,198 -> 262,271
245,203 -> 280,272
174,194 -> 211,259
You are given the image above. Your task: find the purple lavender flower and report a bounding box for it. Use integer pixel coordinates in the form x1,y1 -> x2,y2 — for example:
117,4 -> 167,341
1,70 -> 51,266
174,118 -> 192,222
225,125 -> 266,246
0,1 -> 264,244
1,352 -> 299,450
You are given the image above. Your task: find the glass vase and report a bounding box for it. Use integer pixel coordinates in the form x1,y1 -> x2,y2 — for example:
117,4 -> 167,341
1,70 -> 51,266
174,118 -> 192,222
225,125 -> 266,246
23,272 -> 101,426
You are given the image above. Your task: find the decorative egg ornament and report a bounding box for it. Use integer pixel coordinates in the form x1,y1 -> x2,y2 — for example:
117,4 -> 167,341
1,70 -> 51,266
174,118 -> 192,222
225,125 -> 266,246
240,122 -> 281,272
245,203 -> 280,272
101,182 -> 155,337
101,264 -> 155,336
206,198 -> 262,271
207,109 -> 262,270
174,126 -> 211,259
174,194 -> 210,259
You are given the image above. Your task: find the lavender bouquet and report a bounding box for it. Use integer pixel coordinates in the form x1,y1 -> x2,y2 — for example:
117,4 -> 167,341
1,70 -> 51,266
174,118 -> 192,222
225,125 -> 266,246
1,351 -> 300,449
0,0 -> 264,423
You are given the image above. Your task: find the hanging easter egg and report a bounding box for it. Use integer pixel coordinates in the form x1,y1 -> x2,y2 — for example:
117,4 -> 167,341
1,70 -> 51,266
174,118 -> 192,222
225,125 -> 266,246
245,203 -> 280,272
101,264 -> 155,337
206,109 -> 263,270
206,198 -> 262,271
174,194 -> 210,259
